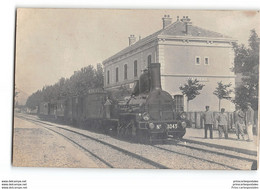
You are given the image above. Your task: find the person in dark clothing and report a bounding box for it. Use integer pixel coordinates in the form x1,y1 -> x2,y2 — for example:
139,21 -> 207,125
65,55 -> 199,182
202,106 -> 214,139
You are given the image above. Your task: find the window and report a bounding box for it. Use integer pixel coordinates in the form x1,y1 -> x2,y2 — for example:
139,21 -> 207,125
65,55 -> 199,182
107,70 -> 110,84
174,95 -> 184,112
204,57 -> 209,65
134,60 -> 138,77
124,64 -> 128,80
195,56 -> 200,65
115,67 -> 119,82
147,55 -> 152,67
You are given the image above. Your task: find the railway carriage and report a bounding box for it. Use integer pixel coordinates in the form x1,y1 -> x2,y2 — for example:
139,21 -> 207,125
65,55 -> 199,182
55,99 -> 66,118
39,102 -> 49,116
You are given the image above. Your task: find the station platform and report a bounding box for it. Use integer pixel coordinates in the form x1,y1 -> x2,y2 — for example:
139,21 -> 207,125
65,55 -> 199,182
183,128 -> 259,156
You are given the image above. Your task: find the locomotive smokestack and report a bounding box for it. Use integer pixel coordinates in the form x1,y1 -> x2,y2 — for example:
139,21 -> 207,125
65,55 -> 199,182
149,63 -> 162,91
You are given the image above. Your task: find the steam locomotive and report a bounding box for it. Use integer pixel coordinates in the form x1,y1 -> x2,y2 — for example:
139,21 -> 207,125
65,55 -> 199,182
38,63 -> 188,141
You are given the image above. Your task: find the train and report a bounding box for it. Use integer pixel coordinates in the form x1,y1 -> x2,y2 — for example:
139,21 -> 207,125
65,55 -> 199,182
38,63 -> 189,142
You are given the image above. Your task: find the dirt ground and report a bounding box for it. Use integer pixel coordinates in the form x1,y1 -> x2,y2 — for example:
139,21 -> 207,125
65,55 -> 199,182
12,116 -> 100,168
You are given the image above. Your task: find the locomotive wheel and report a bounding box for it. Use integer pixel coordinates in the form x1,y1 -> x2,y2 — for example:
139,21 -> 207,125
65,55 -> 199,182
117,121 -> 124,138
86,120 -> 91,130
104,120 -> 117,136
117,119 -> 137,139
103,120 -> 109,134
94,120 -> 103,133
97,120 -> 104,133
92,120 -> 97,131
79,118 -> 85,129
117,126 -> 125,138
88,120 -> 93,130
125,120 -> 137,139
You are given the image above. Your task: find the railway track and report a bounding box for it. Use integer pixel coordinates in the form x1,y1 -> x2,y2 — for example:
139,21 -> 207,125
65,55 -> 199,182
152,144 -> 256,170
16,114 -> 169,169
15,114 -> 257,170
163,139 -> 256,162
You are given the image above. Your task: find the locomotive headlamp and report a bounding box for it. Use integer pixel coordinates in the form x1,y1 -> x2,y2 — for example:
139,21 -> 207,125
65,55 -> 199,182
148,122 -> 155,129
180,113 -> 186,119
142,112 -> 150,121
156,124 -> 162,129
181,121 -> 187,128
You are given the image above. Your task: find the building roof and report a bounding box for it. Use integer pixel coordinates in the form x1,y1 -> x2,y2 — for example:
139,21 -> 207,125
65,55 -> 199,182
103,19 -> 233,64
103,29 -> 163,64
160,21 -> 230,38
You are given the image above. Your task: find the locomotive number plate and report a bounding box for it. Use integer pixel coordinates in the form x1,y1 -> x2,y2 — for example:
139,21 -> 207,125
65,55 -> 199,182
167,124 -> 178,129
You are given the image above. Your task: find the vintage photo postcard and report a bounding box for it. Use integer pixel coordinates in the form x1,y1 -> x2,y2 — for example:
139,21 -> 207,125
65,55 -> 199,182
13,9 -> 259,170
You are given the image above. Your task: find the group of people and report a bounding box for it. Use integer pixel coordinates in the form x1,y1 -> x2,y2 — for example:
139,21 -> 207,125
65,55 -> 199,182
202,102 -> 255,142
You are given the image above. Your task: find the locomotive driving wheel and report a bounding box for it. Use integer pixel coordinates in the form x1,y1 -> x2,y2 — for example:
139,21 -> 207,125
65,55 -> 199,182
117,125 -> 125,138
117,119 -> 137,139
125,120 -> 137,138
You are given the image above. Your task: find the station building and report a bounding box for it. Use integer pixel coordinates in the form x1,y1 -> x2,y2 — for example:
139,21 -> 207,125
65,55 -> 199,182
102,15 -> 236,111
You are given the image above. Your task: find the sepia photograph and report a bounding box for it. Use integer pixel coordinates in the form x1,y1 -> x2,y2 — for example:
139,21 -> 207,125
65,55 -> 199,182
13,9 -> 259,170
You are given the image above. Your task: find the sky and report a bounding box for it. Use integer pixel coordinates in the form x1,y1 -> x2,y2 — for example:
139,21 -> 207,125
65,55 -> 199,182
15,9 -> 260,101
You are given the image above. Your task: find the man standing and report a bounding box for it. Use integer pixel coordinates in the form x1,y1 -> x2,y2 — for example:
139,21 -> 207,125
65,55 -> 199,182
234,106 -> 245,140
217,108 -> 228,139
202,106 -> 214,139
245,102 -> 254,142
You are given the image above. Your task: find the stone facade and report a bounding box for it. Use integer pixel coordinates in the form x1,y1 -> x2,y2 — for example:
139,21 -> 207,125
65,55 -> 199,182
102,15 -> 236,111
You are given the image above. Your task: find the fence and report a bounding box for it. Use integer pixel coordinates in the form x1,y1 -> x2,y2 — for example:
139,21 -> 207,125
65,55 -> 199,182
186,111 -> 258,134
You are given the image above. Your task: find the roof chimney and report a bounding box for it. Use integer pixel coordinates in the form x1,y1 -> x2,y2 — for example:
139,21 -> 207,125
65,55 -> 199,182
128,35 -> 136,46
162,15 -> 172,29
180,16 -> 192,35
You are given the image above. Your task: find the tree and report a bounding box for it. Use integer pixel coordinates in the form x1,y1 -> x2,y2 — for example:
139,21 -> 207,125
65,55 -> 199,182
26,63 -> 104,109
213,81 -> 233,111
233,29 -> 259,110
94,63 -> 104,88
179,79 -> 204,111
233,29 -> 259,75
234,84 -> 257,110
26,89 -> 43,109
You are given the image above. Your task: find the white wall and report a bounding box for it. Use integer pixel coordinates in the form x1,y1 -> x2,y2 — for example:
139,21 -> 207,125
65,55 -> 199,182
161,41 -> 236,111
104,45 -> 157,88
